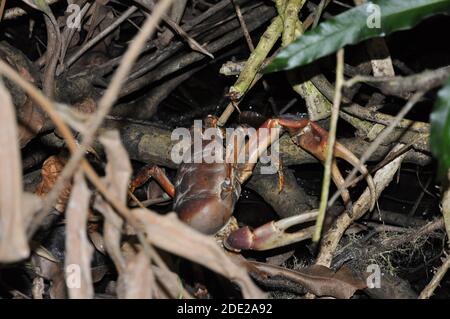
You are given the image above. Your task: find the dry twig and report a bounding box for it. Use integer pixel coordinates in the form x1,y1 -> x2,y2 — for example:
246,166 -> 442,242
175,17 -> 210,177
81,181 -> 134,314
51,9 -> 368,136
419,253 -> 450,299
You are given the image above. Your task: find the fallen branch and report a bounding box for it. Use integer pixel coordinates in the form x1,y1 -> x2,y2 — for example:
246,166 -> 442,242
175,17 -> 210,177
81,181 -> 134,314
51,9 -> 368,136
65,170 -> 94,298
419,253 -> 450,299
101,119 -> 431,169
345,65 -> 450,99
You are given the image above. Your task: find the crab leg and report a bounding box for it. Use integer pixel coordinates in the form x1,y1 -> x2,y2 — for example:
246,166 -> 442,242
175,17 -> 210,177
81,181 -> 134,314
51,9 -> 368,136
225,210 -> 318,251
224,118 -> 376,251
234,118 -> 375,212
129,165 -> 175,198
234,118 -> 302,186
226,123 -> 285,192
283,120 -> 376,212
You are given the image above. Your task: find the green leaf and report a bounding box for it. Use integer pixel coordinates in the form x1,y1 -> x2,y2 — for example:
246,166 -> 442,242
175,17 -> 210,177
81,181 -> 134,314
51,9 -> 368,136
431,76 -> 450,178
265,0 -> 450,73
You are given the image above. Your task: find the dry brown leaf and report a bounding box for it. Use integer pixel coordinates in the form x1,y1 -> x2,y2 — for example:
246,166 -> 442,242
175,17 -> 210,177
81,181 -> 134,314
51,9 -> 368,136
83,2 -> 108,44
151,265 -> 185,299
35,155 -> 71,212
94,130 -> 132,273
65,170 -> 94,299
265,250 -> 295,266
132,209 -> 265,299
88,230 -> 106,255
250,261 -> 366,299
74,97 -> 97,114
95,10 -> 118,49
31,254 -> 66,299
33,244 -> 59,263
32,255 -> 61,280
50,271 -> 67,299
116,250 -> 155,299
22,192 -> 43,229
0,79 -> 29,262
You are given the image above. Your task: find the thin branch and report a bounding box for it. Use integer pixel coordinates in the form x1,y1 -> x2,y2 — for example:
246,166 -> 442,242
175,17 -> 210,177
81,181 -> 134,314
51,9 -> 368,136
313,48 -> 344,242
344,66 -> 450,99
312,0 -> 328,27
231,0 -> 254,51
133,0 -> 213,58
419,253 -> 450,299
63,6 -> 139,71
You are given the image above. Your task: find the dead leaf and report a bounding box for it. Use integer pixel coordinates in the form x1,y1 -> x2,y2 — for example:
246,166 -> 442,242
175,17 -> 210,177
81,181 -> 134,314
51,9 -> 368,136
33,244 -> 59,263
31,254 -> 61,281
249,261 -> 366,299
131,209 -> 265,299
93,10 -> 117,50
31,254 -> 66,299
0,79 -> 29,262
88,230 -> 106,255
265,250 -> 295,266
35,155 -> 71,212
84,2 -> 107,43
50,272 -> 67,299
116,250 -> 155,299
151,265 -> 186,299
94,130 -> 132,273
22,192 -> 43,229
65,170 -> 94,299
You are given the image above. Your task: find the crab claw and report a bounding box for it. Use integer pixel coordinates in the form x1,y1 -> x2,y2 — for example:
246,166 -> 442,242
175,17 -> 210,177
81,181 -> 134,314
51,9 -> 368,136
288,121 -> 376,214
224,210 -> 318,251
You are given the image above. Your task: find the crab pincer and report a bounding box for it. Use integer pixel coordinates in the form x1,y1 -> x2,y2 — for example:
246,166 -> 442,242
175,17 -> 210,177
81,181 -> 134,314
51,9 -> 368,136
225,210 -> 318,251
279,119 -> 377,215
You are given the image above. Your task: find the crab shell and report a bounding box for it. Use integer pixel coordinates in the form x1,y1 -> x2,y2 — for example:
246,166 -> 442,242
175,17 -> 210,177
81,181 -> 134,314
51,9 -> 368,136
173,123 -> 242,235
173,162 -> 241,234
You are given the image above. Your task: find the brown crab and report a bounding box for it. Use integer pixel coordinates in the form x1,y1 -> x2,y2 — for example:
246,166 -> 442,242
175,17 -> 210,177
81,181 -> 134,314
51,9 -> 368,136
130,115 -> 375,251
